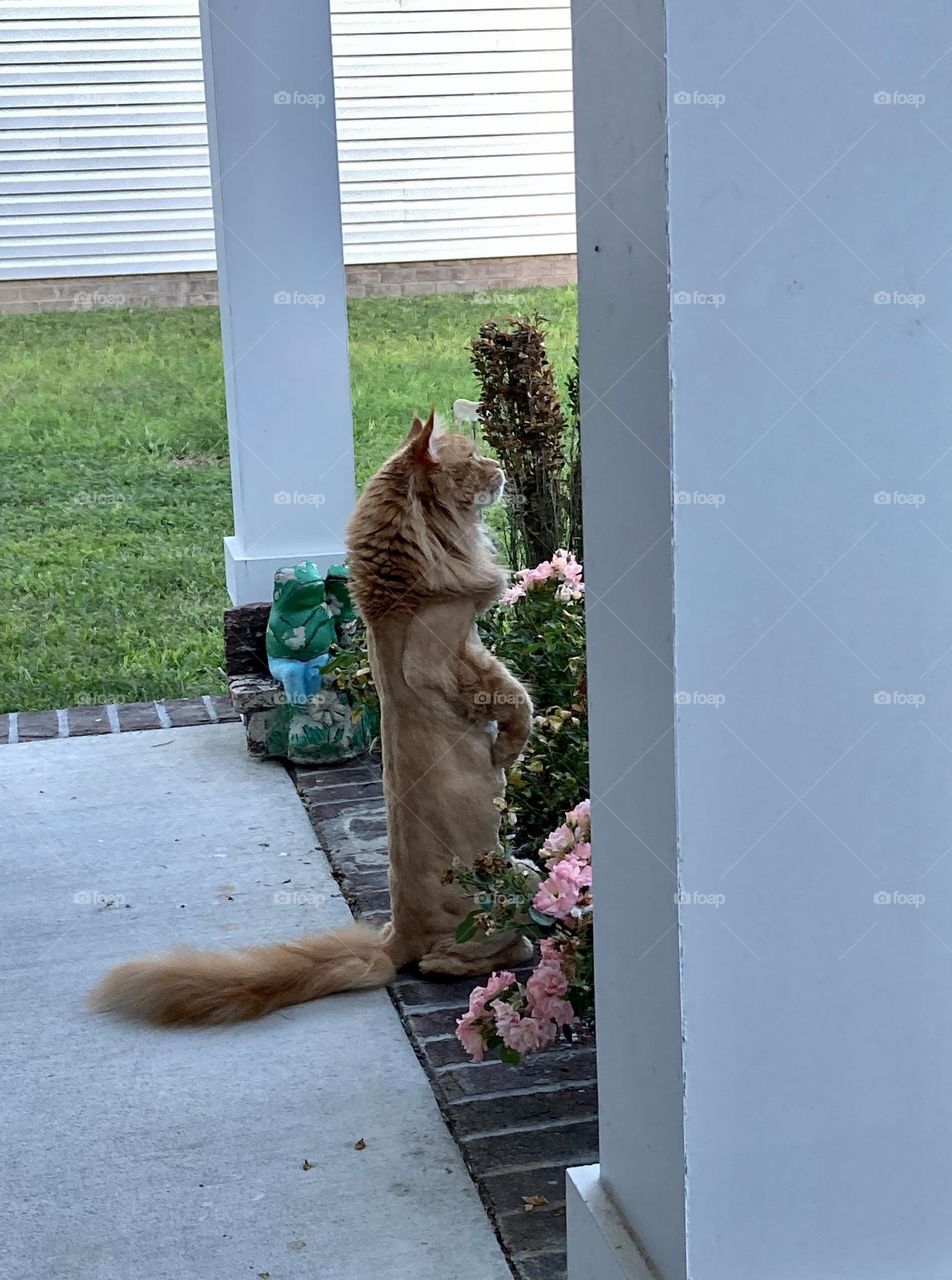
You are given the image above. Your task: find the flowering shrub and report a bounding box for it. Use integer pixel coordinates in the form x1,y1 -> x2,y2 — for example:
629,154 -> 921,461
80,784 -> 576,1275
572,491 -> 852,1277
500,547 -> 584,607
453,799 -> 593,1064
482,551 -> 589,856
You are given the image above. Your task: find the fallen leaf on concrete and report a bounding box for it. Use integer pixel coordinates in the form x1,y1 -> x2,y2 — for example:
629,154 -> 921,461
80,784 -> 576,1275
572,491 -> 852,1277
287,1240 -> 307,1252
522,1195 -> 548,1211
353,1138 -> 366,1150
302,1159 -> 314,1171
257,1273 -> 270,1278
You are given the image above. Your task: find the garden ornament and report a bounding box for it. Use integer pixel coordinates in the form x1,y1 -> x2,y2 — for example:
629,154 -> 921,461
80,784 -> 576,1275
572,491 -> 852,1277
262,560 -> 378,763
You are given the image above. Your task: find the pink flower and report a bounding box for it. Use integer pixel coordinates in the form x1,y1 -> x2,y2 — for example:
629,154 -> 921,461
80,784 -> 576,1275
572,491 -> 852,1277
527,961 -> 567,1002
490,1001 -> 557,1056
467,970 -> 516,1018
572,841 -> 592,865
562,558 -> 583,585
489,997 -> 520,1039
503,553 -> 585,606
534,872 -> 580,919
508,1014 -> 558,1056
456,1011 -> 487,1062
534,856 -> 592,919
559,855 -> 591,888
542,824 -> 577,857
572,859 -> 593,890
526,560 -> 556,583
565,799 -> 591,834
530,992 -> 576,1028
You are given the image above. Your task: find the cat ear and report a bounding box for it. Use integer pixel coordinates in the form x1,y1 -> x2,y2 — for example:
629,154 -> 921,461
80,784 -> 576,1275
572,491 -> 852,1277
405,410 -> 438,465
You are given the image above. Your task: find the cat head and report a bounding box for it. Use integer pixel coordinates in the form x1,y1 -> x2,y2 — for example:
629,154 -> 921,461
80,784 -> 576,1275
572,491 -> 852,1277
346,409 -> 507,622
403,411 -> 504,514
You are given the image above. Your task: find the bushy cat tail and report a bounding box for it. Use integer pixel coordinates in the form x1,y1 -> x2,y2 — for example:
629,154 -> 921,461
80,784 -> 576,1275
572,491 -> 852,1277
88,923 -> 396,1026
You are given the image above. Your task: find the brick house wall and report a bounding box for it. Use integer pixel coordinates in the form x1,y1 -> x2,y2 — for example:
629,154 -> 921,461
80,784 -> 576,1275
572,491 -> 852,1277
0,253 -> 577,315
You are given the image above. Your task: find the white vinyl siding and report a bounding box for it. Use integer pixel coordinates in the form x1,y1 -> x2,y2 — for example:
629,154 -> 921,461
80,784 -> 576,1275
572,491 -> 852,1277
0,0 -> 575,280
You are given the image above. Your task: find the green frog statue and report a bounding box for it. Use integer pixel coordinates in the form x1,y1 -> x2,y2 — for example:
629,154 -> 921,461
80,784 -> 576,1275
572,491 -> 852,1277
262,561 -> 377,763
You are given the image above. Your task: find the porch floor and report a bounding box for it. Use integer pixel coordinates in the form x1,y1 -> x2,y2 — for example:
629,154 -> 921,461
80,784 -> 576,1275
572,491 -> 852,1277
0,723 -> 512,1280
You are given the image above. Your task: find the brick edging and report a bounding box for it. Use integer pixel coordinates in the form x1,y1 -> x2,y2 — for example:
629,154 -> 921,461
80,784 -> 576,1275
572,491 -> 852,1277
292,758 -> 597,1280
0,695 -> 239,744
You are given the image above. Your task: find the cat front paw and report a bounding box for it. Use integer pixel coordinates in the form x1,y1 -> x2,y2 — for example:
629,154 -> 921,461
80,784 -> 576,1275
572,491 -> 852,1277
491,735 -> 524,770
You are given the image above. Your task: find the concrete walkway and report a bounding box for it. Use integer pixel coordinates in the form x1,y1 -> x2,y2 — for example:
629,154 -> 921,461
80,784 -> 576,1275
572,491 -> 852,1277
0,724 -> 511,1280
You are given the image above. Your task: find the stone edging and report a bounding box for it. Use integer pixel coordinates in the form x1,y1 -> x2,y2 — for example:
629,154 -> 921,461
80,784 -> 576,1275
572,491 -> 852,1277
0,695 -> 239,745
292,757 -> 598,1280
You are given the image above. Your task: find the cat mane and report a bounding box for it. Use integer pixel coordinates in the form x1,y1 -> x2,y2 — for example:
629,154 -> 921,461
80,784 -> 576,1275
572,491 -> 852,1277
346,413 -> 505,624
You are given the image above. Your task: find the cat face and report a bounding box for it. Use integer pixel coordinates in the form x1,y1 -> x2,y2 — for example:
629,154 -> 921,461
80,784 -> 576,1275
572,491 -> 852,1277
406,413 -> 504,513
433,431 -> 504,510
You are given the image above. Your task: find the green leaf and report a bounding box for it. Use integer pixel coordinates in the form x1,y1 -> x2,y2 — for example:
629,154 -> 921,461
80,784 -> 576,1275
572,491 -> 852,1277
454,911 -> 480,943
528,906 -> 556,928
499,1046 -> 522,1066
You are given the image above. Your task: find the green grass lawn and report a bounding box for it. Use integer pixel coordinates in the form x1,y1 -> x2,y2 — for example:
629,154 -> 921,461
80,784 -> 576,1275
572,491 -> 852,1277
0,286 -> 577,712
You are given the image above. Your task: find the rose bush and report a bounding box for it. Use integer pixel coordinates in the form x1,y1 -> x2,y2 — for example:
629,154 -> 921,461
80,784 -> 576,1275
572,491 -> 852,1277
451,798 -> 593,1064
481,550 -> 589,856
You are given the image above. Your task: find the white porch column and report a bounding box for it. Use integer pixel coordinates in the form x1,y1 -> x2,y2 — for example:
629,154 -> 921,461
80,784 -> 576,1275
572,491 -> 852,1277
570,4 -> 952,1279
199,0 -> 355,604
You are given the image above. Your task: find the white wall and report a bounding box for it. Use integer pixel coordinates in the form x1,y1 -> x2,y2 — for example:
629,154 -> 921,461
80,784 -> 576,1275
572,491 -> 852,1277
0,0 -> 576,280
573,1 -> 952,1278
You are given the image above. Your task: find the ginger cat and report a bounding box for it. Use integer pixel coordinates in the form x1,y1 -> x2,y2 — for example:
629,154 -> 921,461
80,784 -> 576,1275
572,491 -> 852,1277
90,412 -> 532,1024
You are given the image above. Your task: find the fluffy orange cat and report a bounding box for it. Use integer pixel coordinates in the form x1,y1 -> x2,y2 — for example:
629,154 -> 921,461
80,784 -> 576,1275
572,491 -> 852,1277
90,413 -> 533,1025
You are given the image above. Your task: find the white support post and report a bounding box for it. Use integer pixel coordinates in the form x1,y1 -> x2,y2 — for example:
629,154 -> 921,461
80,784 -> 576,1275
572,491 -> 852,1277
570,3 -> 952,1278
199,0 -> 355,605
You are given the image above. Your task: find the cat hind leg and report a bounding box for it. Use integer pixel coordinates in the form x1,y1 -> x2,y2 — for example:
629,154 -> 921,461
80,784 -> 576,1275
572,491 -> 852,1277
417,932 -> 533,978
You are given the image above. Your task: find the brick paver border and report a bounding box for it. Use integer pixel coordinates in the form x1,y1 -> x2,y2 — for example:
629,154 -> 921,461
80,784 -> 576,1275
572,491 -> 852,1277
0,695 -> 239,745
